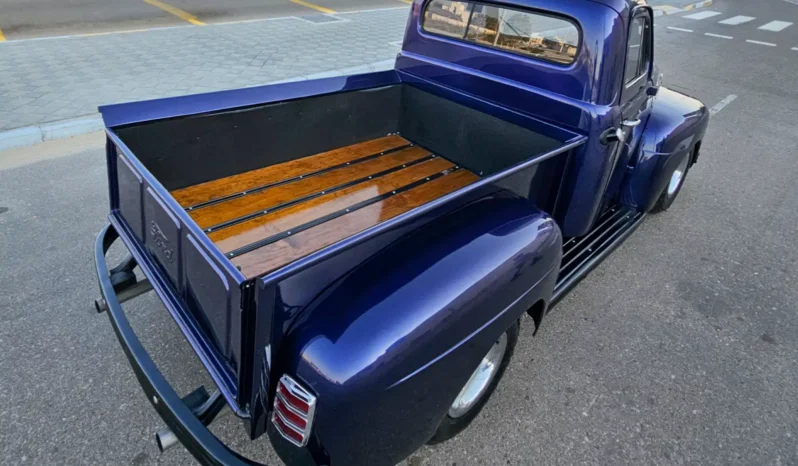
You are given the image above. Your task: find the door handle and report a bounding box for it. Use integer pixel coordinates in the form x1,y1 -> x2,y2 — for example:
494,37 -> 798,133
622,119 -> 641,127
599,127 -> 626,145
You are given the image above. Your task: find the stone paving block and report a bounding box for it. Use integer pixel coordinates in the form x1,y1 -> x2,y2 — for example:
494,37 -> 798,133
0,8 -> 409,131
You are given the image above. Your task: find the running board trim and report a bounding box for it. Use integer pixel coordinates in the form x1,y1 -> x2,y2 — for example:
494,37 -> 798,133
551,207 -> 645,308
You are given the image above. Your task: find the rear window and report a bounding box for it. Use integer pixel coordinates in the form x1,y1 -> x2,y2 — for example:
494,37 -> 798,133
421,0 -> 580,65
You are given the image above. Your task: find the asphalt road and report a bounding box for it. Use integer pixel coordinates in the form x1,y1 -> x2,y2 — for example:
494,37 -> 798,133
2,0 -> 798,465
0,0 -> 409,39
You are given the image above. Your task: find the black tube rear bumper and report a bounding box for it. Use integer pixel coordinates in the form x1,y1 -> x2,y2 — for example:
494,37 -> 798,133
94,222 -> 268,466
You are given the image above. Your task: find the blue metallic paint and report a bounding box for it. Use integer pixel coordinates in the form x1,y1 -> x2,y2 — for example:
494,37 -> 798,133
620,87 -> 709,211
279,192 -> 561,466
398,0 -> 629,237
93,0 -> 711,463
99,71 -> 402,128
104,135 -> 246,414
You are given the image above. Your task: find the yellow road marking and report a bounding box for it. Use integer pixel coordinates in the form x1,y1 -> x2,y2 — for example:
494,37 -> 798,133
291,0 -> 337,15
654,5 -> 681,14
0,28 -> 6,42
397,0 -> 413,4
142,0 -> 206,25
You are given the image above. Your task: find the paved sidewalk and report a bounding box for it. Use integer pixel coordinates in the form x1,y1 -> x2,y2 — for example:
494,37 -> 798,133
0,8 -> 408,132
0,0 -> 713,147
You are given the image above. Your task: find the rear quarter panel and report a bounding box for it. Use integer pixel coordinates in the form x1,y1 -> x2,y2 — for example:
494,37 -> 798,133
275,190 -> 562,466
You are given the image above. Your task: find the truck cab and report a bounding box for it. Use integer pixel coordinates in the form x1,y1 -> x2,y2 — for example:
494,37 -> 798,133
92,1 -> 708,465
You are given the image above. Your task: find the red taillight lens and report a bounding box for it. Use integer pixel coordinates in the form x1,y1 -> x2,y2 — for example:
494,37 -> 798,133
272,375 -> 316,447
278,383 -> 310,412
272,412 -> 305,444
275,398 -> 307,429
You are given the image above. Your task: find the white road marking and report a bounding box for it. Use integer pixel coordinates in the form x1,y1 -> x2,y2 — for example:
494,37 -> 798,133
718,15 -> 756,25
667,26 -> 694,32
746,39 -> 777,46
705,32 -> 733,39
792,47 -> 798,50
684,11 -> 722,20
759,21 -> 793,31
709,94 -> 737,116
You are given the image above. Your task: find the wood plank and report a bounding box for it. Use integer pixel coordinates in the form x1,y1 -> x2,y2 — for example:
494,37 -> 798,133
229,170 -> 479,278
190,146 -> 431,230
171,134 -> 408,207
211,157 -> 456,251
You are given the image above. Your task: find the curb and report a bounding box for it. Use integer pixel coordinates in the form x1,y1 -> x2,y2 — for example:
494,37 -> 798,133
0,115 -> 105,152
652,0 -> 713,17
0,59 -> 396,152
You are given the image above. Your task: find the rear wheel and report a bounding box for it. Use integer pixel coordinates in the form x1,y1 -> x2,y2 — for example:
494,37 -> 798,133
428,322 -> 519,444
651,150 -> 692,213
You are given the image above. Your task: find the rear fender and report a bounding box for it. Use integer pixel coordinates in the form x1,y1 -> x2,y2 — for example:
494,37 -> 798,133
620,87 -> 709,211
280,191 -> 561,466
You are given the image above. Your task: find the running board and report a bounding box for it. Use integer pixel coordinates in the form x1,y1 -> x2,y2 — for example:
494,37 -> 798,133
551,206 -> 645,307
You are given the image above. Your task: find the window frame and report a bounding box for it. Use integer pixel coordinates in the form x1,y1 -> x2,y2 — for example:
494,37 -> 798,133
420,0 -> 583,67
622,13 -> 652,91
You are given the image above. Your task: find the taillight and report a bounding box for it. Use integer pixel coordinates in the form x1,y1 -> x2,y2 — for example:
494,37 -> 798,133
272,375 -> 316,447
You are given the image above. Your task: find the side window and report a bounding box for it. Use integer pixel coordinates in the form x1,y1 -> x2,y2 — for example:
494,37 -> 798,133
421,0 -> 472,39
624,16 -> 650,85
422,0 -> 580,65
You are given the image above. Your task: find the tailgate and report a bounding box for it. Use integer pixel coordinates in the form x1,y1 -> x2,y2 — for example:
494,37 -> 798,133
105,133 -> 246,406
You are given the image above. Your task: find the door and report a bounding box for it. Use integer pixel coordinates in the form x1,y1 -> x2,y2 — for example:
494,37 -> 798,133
603,8 -> 656,207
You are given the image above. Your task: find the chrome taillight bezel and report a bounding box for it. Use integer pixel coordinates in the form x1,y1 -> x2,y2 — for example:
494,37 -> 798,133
272,375 -> 316,447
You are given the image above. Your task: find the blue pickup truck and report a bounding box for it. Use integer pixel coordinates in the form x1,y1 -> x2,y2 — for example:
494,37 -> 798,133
93,0 -> 709,464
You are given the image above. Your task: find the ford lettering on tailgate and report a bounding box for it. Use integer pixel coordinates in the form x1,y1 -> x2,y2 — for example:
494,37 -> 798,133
144,187 -> 181,287
150,221 -> 174,263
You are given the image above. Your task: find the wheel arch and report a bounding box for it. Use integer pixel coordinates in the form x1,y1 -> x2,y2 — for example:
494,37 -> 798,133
620,87 -> 709,212
526,299 -> 548,335
278,192 -> 561,466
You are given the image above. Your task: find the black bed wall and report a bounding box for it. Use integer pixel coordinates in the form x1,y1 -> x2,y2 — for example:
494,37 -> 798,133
115,82 -> 563,194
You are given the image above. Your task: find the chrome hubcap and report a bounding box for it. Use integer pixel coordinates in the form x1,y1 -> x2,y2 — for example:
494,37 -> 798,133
449,333 -> 508,418
667,157 -> 690,196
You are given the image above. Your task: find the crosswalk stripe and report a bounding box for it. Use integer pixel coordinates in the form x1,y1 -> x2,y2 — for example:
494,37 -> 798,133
718,15 -> 756,25
683,11 -> 722,20
746,39 -> 777,46
667,26 -> 694,32
759,21 -> 793,32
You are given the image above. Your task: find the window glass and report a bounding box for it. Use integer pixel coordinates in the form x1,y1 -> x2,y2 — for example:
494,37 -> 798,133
624,17 -> 647,84
422,0 -> 580,65
422,0 -> 473,39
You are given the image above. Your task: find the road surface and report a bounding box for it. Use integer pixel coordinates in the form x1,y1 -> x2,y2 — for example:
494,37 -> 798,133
1,0 -> 798,464
0,0 -> 410,40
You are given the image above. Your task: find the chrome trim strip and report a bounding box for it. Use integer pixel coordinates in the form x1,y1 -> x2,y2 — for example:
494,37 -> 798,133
624,73 -> 647,90
276,392 -> 308,418
271,412 -> 305,447
274,408 -> 306,434
281,375 -> 315,403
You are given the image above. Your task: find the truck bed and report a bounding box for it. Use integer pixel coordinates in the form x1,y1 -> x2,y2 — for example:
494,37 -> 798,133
171,135 -> 478,278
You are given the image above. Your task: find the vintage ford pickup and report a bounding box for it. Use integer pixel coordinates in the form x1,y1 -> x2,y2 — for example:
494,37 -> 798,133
92,0 -> 709,464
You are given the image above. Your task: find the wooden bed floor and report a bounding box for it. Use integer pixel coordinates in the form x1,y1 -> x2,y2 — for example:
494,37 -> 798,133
171,135 -> 478,278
